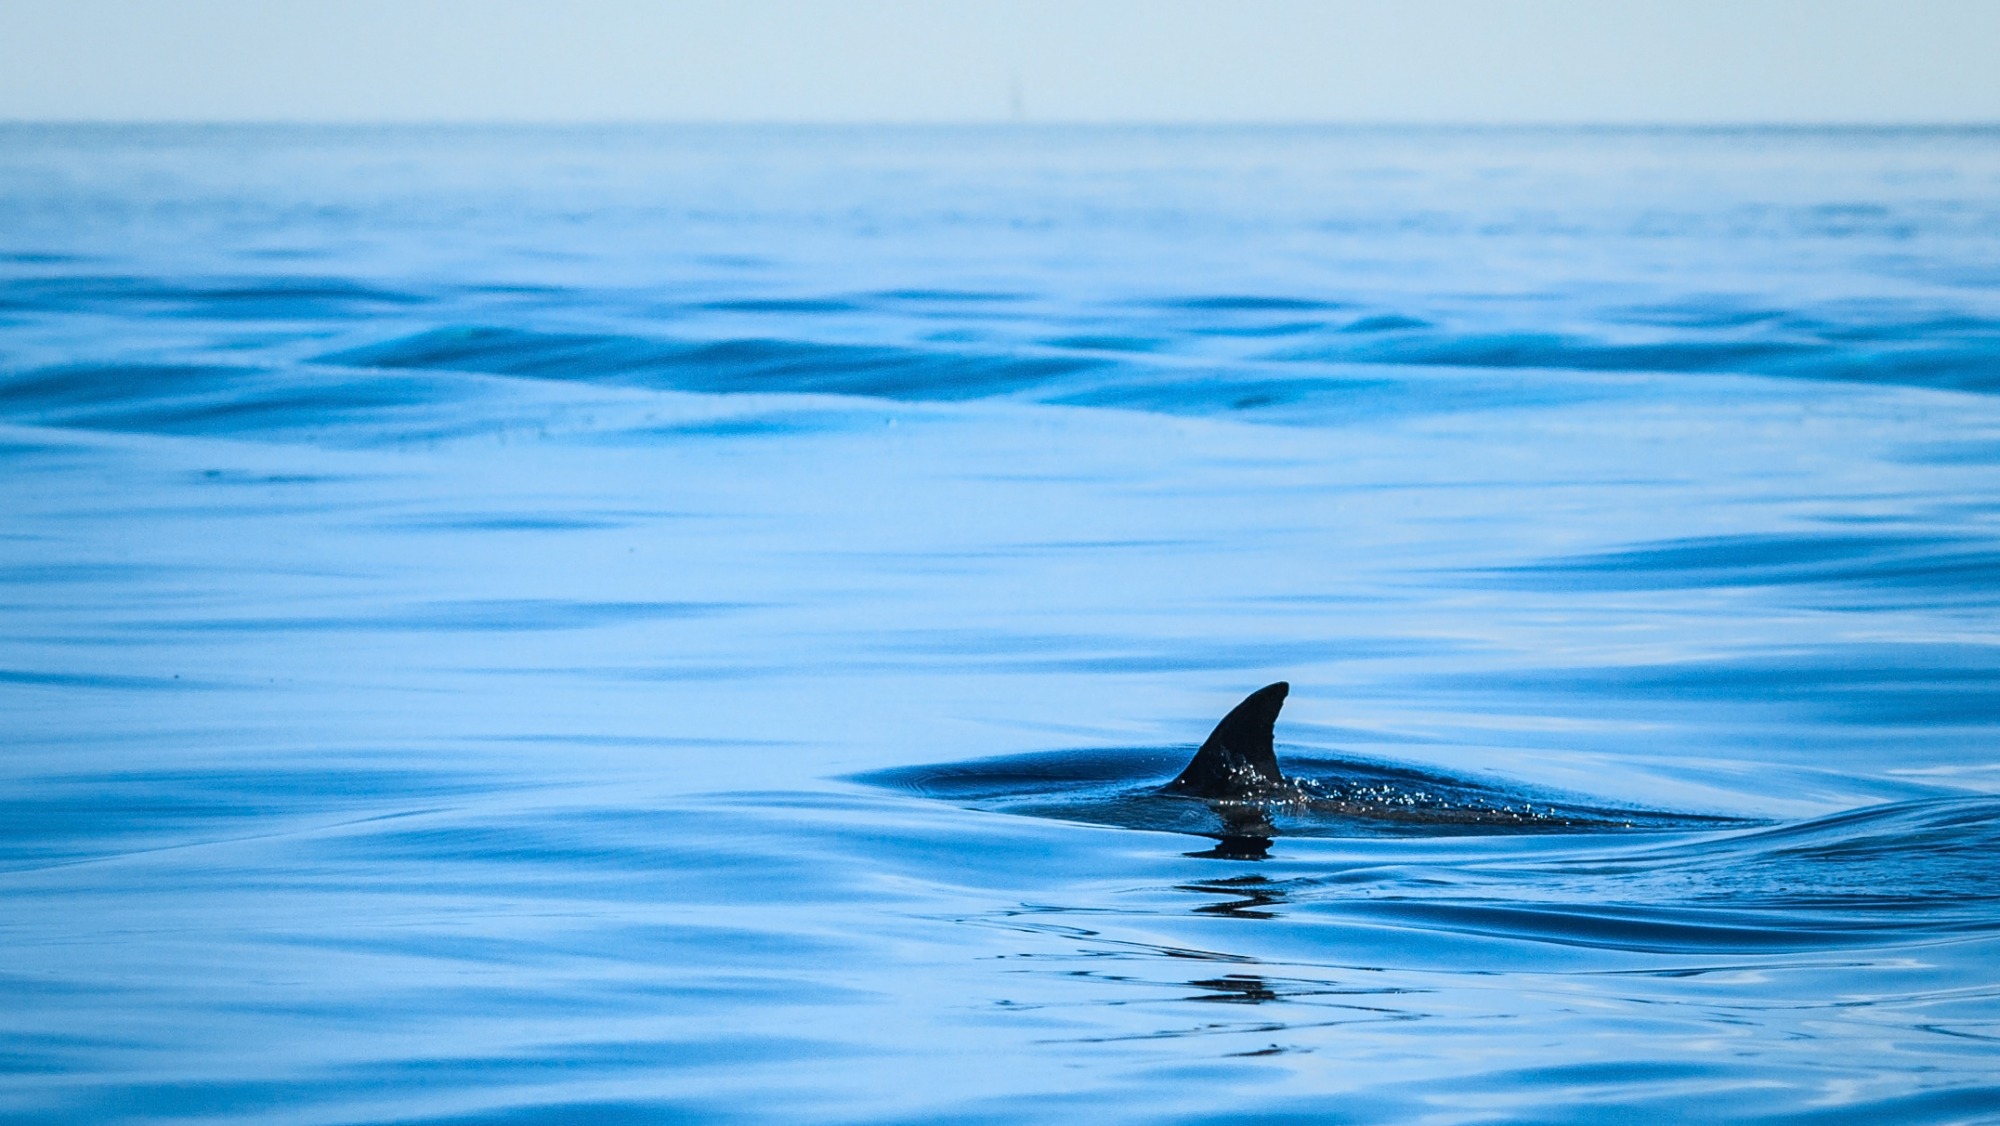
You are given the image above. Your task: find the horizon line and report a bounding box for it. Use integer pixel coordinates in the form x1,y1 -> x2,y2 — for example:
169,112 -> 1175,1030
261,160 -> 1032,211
5,118 -> 1999,131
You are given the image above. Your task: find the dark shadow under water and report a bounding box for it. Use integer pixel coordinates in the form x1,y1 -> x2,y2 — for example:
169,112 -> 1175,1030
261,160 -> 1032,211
854,745 -> 1751,858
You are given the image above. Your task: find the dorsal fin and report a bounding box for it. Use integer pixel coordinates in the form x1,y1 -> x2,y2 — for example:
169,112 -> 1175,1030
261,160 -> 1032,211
1165,682 -> 1289,798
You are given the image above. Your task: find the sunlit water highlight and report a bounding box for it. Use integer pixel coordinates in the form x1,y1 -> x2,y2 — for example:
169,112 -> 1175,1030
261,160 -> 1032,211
3,125 -> 1999,1123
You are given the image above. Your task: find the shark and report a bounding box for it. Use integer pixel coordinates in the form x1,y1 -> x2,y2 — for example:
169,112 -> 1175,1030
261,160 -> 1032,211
1165,681 -> 1671,835
855,680 -> 1747,856
1166,680 -> 1292,800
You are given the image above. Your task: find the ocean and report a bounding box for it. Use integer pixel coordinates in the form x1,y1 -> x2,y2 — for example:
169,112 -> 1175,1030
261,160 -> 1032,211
3,123 -> 1999,1123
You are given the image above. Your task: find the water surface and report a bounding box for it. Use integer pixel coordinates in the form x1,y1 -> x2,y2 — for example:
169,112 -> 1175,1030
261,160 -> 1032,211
4,124 -> 1999,1123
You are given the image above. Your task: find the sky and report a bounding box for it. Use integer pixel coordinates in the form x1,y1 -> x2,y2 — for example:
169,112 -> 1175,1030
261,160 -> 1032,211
1,0 -> 1997,124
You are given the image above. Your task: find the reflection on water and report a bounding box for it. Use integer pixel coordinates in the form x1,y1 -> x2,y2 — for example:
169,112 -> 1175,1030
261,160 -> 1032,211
1180,875 -> 1286,916
1188,975 -> 1279,1004
1186,836 -> 1274,862
4,124 -> 2000,1122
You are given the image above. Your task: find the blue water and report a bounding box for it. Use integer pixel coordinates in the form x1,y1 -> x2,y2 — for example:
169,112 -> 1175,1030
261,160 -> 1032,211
4,124 -> 1999,1123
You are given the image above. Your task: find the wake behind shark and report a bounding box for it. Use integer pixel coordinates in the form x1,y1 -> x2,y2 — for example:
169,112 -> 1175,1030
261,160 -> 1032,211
856,681 -> 1749,856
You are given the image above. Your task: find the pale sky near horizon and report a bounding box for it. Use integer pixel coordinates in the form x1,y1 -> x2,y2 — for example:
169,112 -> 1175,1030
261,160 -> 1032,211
2,0 -> 1997,124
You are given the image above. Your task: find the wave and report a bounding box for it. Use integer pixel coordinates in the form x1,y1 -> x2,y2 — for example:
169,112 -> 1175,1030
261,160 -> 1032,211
313,324 -> 1633,426
1164,295 -> 1347,312
320,326 -> 1107,401
1145,797 -> 2000,954
1281,328 -> 2000,393
1449,642 -> 2000,725
1286,332 -> 1823,373
0,274 -> 425,319
0,362 -> 460,437
316,312 -> 2000,421
0,763 -> 483,870
13,330 -> 1987,451
9,275 -> 1995,437
1393,797 -> 2000,952
122,598 -> 746,636
1331,899 -> 1937,953
1490,531 -> 2000,605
